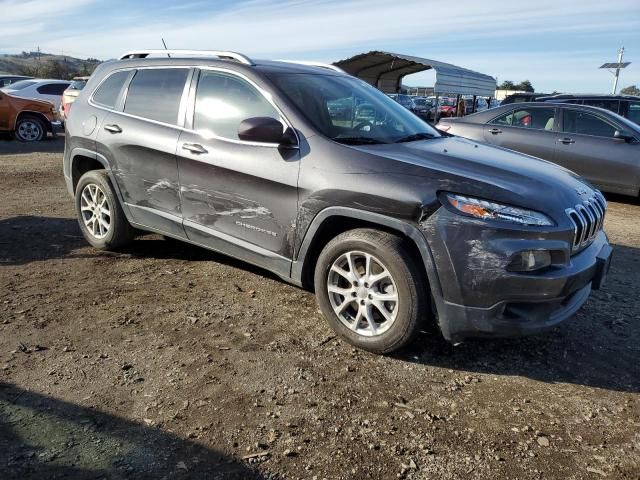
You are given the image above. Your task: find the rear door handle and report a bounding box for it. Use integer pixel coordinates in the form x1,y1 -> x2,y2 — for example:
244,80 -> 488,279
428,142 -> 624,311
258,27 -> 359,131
181,143 -> 208,154
558,137 -> 575,144
488,128 -> 502,134
103,124 -> 122,134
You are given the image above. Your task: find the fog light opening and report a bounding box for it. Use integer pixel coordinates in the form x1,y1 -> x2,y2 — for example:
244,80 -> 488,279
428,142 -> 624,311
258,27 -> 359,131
508,250 -> 552,272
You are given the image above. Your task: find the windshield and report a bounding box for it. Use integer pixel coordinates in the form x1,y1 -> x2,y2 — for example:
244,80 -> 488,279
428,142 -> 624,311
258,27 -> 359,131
268,73 -> 440,144
69,79 -> 88,90
3,80 -> 37,91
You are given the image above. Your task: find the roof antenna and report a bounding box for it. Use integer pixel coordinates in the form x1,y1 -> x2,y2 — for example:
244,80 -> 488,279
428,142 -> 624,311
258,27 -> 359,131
161,38 -> 171,58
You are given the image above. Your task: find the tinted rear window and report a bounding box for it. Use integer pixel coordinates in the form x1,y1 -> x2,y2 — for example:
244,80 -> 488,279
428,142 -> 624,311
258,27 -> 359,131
37,83 -> 70,95
124,68 -> 189,125
92,70 -> 130,109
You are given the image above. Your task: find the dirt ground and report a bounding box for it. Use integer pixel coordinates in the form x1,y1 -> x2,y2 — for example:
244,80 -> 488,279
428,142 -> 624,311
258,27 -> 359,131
1,135 -> 639,480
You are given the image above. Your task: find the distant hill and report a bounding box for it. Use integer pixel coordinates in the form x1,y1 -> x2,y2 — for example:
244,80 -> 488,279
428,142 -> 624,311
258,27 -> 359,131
0,51 -> 102,79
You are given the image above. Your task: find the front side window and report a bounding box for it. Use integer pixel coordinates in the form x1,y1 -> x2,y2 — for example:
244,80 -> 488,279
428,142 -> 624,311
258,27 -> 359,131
124,68 -> 189,125
193,70 -> 279,140
562,110 -> 617,138
268,73 -> 440,144
490,107 -> 555,130
92,70 -> 130,109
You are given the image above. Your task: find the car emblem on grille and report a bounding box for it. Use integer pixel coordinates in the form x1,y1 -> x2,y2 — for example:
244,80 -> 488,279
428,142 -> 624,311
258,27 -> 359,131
575,186 -> 588,196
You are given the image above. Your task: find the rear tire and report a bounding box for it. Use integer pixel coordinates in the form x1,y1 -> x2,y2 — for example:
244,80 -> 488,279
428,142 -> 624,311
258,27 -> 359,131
75,170 -> 134,250
314,228 -> 428,354
14,115 -> 46,142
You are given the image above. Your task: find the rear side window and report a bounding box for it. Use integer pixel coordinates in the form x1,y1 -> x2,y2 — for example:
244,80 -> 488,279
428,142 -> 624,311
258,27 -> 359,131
583,99 -> 620,114
193,70 -> 279,140
124,68 -> 189,125
37,83 -> 69,95
562,110 -> 617,138
92,70 -> 130,109
491,107 -> 555,130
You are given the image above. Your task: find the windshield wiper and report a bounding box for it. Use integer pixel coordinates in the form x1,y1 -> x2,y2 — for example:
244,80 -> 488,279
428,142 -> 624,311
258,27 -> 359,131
393,132 -> 437,143
333,136 -> 389,145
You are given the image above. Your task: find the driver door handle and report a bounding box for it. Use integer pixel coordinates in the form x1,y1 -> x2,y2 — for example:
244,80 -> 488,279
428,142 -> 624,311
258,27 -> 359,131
182,143 -> 208,154
558,137 -> 575,144
488,128 -> 502,134
104,124 -> 122,134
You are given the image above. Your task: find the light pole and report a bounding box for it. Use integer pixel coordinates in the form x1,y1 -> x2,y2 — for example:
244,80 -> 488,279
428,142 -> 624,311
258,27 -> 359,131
599,47 -> 631,95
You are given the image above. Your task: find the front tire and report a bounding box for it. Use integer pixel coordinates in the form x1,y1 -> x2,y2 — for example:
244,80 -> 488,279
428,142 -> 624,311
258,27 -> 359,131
314,228 -> 428,354
75,170 -> 134,250
14,115 -> 46,142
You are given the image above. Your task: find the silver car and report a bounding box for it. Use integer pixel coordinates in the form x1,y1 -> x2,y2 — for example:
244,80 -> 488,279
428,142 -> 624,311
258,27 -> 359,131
438,102 -> 640,197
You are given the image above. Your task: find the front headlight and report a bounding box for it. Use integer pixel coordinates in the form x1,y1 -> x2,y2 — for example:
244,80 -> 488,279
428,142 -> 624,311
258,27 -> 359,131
444,193 -> 554,226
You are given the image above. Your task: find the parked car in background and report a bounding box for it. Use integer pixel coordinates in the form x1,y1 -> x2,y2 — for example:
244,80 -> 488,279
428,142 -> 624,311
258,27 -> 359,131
431,97 -> 457,119
437,102 -> 640,196
388,94 -> 432,121
500,92 -> 549,105
410,96 -> 432,120
0,90 -> 59,141
537,94 -> 640,126
60,76 -> 90,120
64,49 -> 611,353
1,79 -> 71,110
0,75 -> 33,88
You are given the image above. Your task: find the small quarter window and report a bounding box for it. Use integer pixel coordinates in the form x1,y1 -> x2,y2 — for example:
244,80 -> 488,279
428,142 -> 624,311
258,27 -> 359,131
92,70 -> 130,109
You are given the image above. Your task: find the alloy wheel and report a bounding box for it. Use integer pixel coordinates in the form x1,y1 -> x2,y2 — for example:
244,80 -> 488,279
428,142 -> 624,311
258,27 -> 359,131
327,251 -> 399,336
80,183 -> 111,239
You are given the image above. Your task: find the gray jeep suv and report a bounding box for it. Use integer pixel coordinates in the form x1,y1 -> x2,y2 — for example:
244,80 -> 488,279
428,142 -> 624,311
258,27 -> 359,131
63,50 -> 612,353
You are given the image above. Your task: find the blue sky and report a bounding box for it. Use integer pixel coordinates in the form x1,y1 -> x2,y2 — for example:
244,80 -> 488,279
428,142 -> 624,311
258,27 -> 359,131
1,0 -> 638,93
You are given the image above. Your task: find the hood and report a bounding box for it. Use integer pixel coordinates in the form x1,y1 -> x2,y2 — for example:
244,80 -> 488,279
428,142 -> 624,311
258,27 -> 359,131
349,136 -> 596,215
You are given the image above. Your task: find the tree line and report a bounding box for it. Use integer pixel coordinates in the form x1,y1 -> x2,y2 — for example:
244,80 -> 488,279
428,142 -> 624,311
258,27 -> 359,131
497,80 -> 534,92
15,52 -> 100,80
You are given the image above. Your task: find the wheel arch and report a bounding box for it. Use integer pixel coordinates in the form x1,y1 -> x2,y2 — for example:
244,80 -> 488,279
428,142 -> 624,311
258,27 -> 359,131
292,207 -> 443,304
70,148 -> 109,192
16,110 -> 52,132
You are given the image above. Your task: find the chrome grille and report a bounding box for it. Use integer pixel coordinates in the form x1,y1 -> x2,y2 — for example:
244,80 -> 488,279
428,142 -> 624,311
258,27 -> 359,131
565,192 -> 606,252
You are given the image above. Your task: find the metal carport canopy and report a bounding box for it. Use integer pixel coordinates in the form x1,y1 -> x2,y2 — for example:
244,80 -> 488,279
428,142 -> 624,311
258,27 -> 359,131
334,51 -> 496,97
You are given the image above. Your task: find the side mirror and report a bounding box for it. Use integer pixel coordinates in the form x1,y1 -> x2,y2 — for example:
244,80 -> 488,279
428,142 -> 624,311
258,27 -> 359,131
238,117 -> 296,146
614,130 -> 635,142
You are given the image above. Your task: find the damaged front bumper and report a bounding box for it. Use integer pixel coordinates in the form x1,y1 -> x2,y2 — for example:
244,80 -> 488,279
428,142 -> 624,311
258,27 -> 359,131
421,208 -> 612,343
